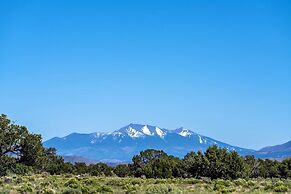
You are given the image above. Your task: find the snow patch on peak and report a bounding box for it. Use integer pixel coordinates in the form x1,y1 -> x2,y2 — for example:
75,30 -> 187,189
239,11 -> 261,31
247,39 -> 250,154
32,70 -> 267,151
90,132 -> 109,144
176,128 -> 193,137
91,132 -> 104,138
179,130 -> 191,137
141,125 -> 154,136
122,124 -> 167,138
155,127 -> 166,138
198,135 -> 207,144
112,131 -> 123,136
198,135 -> 203,144
126,127 -> 144,138
116,124 -> 198,139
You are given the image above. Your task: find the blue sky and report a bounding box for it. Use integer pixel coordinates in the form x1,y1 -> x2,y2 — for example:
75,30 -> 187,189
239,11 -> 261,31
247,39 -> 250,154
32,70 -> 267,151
0,0 -> 290,149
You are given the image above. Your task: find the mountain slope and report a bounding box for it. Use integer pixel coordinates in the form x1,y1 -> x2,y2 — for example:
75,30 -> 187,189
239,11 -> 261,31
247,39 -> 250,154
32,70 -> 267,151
44,124 -> 255,162
63,156 -> 98,165
256,140 -> 291,159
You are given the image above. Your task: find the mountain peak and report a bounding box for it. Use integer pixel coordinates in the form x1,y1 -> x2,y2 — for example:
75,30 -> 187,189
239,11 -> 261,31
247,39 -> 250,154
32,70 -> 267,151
115,124 -> 168,138
174,127 -> 194,137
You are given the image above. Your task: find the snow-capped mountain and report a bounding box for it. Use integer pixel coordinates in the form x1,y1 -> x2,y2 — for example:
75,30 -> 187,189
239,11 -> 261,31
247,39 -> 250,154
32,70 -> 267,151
112,124 -> 167,138
44,124 -> 255,162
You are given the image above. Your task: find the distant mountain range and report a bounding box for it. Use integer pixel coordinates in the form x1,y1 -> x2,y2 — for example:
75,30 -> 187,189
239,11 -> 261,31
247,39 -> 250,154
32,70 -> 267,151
44,124 -> 290,163
256,140 -> 291,160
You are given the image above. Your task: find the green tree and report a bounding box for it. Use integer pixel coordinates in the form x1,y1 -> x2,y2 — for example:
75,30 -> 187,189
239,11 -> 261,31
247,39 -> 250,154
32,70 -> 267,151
183,151 -> 209,178
0,114 -> 29,157
204,146 -> 226,179
114,164 -> 131,177
279,158 -> 291,178
143,156 -> 180,178
244,155 -> 260,178
227,151 -> 247,179
39,148 -> 66,174
132,149 -> 167,167
89,163 -> 113,176
74,162 -> 88,174
263,159 -> 280,178
131,149 -> 167,177
0,156 -> 16,176
204,146 -> 246,179
18,133 -> 44,166
0,114 -> 66,175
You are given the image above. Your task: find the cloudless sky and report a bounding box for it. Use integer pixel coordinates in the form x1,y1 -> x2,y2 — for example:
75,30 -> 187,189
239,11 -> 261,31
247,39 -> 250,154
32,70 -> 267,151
0,0 -> 290,149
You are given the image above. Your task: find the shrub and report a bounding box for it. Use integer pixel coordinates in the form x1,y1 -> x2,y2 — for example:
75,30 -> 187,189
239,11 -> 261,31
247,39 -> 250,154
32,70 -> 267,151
184,178 -> 201,184
154,179 -> 168,184
124,184 -> 138,194
246,180 -> 256,187
96,185 -> 113,193
274,180 -> 285,187
62,189 -> 82,194
273,185 -> 288,192
213,179 -> 239,193
233,178 -> 247,187
106,178 -> 125,187
82,178 -> 99,186
17,183 -> 34,193
81,186 -> 90,193
131,179 -> 144,185
40,181 -> 51,187
146,184 -> 182,194
40,188 -> 56,194
9,163 -> 33,175
214,179 -> 231,191
64,178 -> 80,189
28,176 -> 36,182
16,177 -> 24,184
0,156 -> 16,176
114,164 -> 131,177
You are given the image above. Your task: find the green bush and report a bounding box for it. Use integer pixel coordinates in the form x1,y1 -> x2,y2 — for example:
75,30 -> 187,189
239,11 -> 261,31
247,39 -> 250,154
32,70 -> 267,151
64,178 -> 80,189
0,156 -> 16,176
233,178 -> 247,187
17,183 -> 34,193
106,178 -> 125,187
124,184 -> 138,194
274,185 -> 288,192
80,186 -> 90,193
246,180 -> 256,187
9,163 -> 33,175
184,178 -> 201,184
82,178 -> 99,186
62,189 -> 82,194
96,185 -> 113,193
131,179 -> 144,185
0,174 -> 290,193
16,177 -> 24,184
214,179 -> 232,191
40,188 -> 56,194
146,184 -> 182,194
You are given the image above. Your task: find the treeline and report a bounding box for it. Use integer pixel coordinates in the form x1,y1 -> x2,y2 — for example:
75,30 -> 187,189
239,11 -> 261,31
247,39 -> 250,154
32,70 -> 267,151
60,149 -> 291,180
1,114 -> 291,179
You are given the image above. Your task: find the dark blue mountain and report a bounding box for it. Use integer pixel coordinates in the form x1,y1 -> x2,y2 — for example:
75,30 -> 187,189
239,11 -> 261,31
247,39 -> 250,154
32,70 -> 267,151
256,140 -> 291,160
44,124 -> 256,162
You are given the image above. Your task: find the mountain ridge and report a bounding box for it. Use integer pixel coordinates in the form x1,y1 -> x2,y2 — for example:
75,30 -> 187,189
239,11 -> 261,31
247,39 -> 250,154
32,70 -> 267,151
44,123 -> 259,162
256,140 -> 291,160
44,123 -> 291,162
